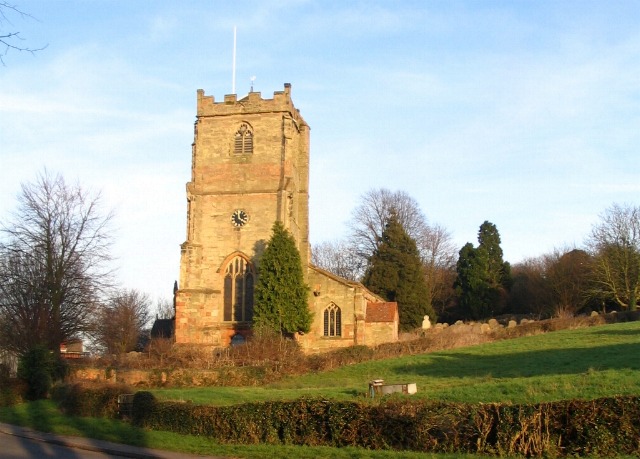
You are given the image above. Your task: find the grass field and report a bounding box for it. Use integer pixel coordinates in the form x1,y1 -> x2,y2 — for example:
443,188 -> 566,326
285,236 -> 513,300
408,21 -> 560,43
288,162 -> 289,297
2,320 -> 640,458
152,320 -> 640,406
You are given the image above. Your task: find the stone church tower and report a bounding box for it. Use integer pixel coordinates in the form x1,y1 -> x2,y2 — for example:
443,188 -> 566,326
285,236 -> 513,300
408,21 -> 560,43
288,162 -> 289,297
175,84 -> 398,352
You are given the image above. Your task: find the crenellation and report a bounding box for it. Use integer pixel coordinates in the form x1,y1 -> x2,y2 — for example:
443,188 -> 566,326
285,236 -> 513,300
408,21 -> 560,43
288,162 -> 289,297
195,84 -> 305,126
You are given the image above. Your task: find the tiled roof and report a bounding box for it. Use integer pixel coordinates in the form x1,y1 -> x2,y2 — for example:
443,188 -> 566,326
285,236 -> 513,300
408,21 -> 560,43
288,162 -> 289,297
366,302 -> 398,323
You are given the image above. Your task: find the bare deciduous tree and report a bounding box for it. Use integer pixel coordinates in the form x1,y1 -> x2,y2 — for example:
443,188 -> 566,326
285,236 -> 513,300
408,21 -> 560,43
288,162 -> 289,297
510,248 -> 594,318
311,239 -> 362,281
0,171 -> 113,355
349,188 -> 429,264
586,203 -> 640,311
0,2 -> 47,65
155,297 -> 175,320
509,256 -> 553,317
544,248 -> 593,317
417,223 -> 457,315
93,289 -> 152,355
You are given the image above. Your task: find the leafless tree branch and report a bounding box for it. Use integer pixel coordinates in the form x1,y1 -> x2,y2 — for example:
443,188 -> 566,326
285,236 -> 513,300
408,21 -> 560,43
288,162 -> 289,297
0,2 -> 47,65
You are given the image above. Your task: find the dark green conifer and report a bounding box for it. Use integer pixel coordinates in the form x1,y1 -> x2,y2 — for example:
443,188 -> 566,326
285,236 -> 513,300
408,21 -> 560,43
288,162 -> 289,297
455,221 -> 511,319
363,213 -> 436,331
478,221 -> 512,289
254,221 -> 312,335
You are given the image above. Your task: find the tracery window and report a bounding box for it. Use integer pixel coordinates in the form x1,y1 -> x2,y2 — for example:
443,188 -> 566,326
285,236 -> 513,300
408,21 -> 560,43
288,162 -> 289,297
223,257 -> 254,322
323,303 -> 342,337
234,123 -> 253,155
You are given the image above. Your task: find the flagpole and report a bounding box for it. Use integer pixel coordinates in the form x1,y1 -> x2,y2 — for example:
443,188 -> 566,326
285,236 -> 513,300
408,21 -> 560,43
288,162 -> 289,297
232,26 -> 237,94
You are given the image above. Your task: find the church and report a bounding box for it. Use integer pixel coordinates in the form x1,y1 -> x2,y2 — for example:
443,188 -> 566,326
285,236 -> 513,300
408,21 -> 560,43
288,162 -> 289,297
173,84 -> 399,353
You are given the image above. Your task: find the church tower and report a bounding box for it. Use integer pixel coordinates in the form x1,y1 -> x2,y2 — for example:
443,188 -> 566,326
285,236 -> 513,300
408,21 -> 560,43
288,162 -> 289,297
175,84 -> 310,346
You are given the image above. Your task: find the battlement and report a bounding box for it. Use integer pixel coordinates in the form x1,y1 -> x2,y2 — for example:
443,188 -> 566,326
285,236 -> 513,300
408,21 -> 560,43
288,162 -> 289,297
196,83 -> 305,125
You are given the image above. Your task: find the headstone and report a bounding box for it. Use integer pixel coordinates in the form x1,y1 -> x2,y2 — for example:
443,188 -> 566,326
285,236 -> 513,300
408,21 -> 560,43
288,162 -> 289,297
421,315 -> 432,329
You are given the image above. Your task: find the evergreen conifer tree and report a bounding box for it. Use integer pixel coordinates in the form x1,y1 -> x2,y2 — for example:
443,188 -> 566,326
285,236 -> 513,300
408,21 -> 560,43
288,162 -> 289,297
363,213 -> 435,331
254,221 -> 312,335
454,242 -> 494,319
478,221 -> 512,289
455,221 -> 510,319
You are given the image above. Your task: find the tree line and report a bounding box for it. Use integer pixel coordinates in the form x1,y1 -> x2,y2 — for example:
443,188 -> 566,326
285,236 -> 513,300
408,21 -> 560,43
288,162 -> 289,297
313,189 -> 640,327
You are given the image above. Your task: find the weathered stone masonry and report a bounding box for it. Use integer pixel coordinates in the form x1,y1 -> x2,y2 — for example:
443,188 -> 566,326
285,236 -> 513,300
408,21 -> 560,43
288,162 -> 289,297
175,84 -> 398,352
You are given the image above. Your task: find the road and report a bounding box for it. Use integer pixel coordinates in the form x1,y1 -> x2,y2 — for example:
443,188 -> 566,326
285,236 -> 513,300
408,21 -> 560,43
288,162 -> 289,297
0,429 -> 128,458
0,423 -> 225,459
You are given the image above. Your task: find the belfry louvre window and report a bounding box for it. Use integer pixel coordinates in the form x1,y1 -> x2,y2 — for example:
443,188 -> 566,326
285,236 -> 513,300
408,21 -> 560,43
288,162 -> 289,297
323,303 -> 341,337
223,257 -> 254,322
234,124 -> 253,155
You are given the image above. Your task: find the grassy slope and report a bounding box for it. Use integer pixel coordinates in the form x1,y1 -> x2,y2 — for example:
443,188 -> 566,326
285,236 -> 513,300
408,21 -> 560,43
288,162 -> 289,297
153,320 -> 640,406
2,321 -> 639,458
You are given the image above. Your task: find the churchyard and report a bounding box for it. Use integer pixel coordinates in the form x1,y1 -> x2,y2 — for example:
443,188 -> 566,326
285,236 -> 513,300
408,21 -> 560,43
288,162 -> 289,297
2,316 -> 640,458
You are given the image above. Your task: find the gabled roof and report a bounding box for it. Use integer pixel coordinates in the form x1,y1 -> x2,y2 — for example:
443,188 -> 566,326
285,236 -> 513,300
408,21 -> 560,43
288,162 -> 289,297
308,264 -> 386,303
366,302 -> 398,323
151,318 -> 175,339
309,264 -> 360,288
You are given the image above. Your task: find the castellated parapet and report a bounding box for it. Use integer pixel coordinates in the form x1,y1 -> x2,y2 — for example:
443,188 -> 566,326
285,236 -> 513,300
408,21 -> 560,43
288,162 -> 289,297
196,83 -> 306,126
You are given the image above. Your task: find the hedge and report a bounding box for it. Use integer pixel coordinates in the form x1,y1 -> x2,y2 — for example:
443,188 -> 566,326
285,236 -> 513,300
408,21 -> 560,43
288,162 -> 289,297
131,394 -> 640,457
52,382 -> 132,419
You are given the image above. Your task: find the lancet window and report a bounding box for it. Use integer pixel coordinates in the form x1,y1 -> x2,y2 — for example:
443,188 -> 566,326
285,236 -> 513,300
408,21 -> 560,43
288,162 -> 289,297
234,123 -> 253,155
323,303 -> 342,337
223,256 -> 254,322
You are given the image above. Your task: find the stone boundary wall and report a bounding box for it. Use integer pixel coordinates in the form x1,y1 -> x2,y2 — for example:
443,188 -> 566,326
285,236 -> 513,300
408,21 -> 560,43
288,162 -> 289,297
69,367 -> 243,387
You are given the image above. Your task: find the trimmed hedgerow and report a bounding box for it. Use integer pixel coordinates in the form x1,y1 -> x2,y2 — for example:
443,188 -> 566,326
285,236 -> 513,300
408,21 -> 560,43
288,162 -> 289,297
130,394 -> 640,457
131,391 -> 157,426
52,382 -> 132,419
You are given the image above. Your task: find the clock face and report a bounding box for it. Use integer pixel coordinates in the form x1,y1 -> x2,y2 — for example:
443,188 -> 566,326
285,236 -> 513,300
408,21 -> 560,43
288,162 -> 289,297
231,209 -> 248,227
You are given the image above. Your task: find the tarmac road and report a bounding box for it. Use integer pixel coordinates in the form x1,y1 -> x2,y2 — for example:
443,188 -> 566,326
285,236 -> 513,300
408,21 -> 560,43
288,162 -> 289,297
0,423 -> 225,459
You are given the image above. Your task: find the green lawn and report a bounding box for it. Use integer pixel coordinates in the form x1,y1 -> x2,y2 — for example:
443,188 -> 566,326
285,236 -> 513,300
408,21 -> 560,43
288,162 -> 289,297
2,320 -> 640,458
153,320 -> 640,406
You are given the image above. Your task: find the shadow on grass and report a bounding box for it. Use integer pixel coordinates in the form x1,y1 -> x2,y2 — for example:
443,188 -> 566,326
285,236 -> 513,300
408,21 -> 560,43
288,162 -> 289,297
392,342 -> 640,379
0,396 -> 151,457
591,328 -> 640,336
340,388 -> 364,397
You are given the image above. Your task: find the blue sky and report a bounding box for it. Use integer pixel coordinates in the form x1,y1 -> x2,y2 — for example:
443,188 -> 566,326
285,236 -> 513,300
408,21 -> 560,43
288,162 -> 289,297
1,1 -> 639,303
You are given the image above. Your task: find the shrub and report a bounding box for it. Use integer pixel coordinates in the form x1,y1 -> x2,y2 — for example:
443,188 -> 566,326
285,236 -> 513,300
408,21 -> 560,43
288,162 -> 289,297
52,382 -> 132,418
0,378 -> 26,407
17,346 -> 56,400
131,390 -> 157,426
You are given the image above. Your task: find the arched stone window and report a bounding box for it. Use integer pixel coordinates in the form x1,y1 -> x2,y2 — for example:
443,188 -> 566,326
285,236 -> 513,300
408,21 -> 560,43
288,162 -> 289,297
234,123 -> 253,155
223,256 -> 254,322
323,303 -> 341,337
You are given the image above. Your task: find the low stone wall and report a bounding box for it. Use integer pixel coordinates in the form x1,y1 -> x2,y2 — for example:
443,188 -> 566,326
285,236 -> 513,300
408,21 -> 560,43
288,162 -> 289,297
430,311 -> 612,335
69,366 -> 262,387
